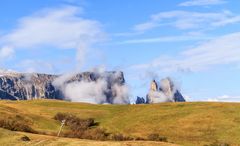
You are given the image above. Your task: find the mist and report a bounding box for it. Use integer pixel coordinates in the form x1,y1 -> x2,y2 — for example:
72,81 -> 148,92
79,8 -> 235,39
53,70 -> 130,104
147,77 -> 185,103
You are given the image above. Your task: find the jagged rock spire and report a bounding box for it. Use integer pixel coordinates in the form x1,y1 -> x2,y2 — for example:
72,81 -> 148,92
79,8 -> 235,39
150,80 -> 158,91
145,77 -> 186,103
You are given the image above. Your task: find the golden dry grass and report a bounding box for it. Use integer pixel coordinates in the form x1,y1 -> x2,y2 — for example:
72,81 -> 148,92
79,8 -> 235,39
0,99 -> 240,145
0,128 -> 177,146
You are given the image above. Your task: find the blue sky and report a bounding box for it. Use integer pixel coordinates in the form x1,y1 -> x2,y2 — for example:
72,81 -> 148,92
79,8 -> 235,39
1,0 -> 240,102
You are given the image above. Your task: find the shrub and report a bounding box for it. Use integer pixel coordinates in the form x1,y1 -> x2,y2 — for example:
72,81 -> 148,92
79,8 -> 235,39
134,137 -> 146,141
82,128 -> 109,141
0,116 -> 36,133
54,112 -> 96,130
54,112 -> 68,121
54,113 -> 108,140
204,142 -> 230,146
63,127 -> 110,140
148,133 -> 167,142
111,134 -> 125,141
54,113 -> 137,141
110,133 -> 134,141
20,136 -> 31,141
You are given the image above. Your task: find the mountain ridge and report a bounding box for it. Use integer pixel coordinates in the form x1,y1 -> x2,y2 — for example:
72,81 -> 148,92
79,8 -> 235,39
0,71 -> 125,103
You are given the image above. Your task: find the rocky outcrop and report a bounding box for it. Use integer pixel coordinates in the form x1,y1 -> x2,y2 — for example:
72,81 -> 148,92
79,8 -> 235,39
146,78 -> 185,103
150,80 -> 158,91
0,72 -> 62,100
0,70 -> 125,102
135,96 -> 145,104
173,90 -> 186,102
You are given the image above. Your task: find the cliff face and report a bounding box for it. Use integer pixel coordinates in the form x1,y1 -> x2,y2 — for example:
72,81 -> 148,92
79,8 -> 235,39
0,73 -> 62,100
0,71 -> 125,102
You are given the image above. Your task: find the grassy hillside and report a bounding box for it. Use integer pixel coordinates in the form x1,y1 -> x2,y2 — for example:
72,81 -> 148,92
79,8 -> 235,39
0,128 -> 176,146
0,100 -> 240,146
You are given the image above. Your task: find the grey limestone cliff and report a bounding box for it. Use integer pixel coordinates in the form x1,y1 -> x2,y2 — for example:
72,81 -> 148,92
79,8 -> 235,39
0,70 -> 125,102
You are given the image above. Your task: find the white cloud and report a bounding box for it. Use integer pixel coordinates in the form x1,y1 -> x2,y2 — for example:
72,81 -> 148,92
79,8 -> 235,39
134,10 -> 238,32
0,46 -> 14,60
213,16 -> 240,26
0,6 -> 106,69
132,32 -> 240,72
207,95 -> 240,102
119,35 -> 212,44
64,79 -> 108,104
179,0 -> 226,7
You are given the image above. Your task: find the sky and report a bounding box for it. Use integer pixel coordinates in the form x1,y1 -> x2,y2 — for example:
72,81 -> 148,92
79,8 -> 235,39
0,0 -> 240,102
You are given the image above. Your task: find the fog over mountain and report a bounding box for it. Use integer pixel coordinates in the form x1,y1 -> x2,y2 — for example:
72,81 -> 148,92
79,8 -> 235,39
0,69 -> 130,104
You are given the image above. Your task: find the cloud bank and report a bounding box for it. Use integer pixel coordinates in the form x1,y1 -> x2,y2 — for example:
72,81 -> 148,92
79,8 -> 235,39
0,6 -> 106,71
208,95 -> 240,102
133,32 -> 240,72
53,70 -> 130,104
179,0 -> 226,7
134,10 -> 238,32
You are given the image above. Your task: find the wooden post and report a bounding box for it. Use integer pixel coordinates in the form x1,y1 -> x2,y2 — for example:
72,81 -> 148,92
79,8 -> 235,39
57,119 -> 66,137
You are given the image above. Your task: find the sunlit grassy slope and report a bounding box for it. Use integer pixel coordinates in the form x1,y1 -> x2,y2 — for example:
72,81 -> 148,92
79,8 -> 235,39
0,100 -> 240,146
0,128 -> 176,146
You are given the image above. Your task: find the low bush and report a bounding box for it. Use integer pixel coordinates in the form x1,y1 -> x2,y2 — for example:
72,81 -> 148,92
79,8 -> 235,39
82,128 -> 109,141
110,133 -> 134,141
54,112 -> 108,140
134,137 -> 146,141
54,113 -> 147,142
147,133 -> 167,142
54,112 -> 96,130
0,115 -> 36,133
20,136 -> 31,141
204,142 -> 230,146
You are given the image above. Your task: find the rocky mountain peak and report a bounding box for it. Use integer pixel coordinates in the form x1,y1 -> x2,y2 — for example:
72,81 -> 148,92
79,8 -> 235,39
146,78 -> 185,103
0,71 -> 126,104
